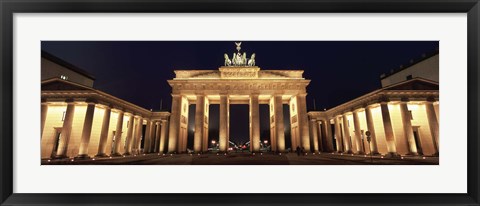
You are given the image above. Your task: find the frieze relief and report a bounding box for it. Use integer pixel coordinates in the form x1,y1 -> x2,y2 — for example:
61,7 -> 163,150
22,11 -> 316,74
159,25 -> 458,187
291,115 -> 298,124
180,115 -> 187,124
222,71 -> 257,78
171,82 -> 307,92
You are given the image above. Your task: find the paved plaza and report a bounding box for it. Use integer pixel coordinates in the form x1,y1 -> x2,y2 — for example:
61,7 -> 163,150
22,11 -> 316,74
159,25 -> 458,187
42,152 -> 438,165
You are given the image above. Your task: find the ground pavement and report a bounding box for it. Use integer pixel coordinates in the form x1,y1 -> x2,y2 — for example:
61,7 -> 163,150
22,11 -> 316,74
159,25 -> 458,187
42,152 -> 439,165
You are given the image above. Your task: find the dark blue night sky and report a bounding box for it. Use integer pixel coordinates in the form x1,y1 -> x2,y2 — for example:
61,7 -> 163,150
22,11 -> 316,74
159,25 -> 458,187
41,41 -> 439,147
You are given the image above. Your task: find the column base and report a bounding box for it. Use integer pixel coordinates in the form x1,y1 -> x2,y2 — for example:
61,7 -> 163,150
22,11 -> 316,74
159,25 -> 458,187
110,153 -> 123,157
406,152 -> 419,156
385,152 -> 401,158
95,153 -> 109,158
123,152 -> 132,156
53,155 -> 69,159
431,152 -> 439,157
355,151 -> 366,155
74,154 -> 91,160
344,150 -> 354,154
370,151 -> 381,156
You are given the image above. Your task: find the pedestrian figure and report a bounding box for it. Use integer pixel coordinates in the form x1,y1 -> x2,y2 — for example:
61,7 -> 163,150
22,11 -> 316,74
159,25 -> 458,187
296,146 -> 301,156
301,146 -> 306,156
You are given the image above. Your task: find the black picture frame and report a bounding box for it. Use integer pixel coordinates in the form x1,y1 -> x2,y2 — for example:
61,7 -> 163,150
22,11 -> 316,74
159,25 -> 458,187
1,0 -> 479,205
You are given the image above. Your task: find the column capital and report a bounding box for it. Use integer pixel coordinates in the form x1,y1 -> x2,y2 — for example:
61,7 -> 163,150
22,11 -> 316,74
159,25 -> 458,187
116,109 -> 125,114
342,111 -> 353,115
378,95 -> 390,103
426,96 -> 437,102
99,104 -> 113,110
296,92 -> 308,97
365,103 -> 377,109
65,98 -> 75,104
400,97 -> 410,102
352,107 -> 363,113
124,111 -> 135,116
84,98 -> 97,104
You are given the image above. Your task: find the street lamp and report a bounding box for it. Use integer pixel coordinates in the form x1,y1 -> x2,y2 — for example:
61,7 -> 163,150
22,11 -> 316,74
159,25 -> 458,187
212,140 -> 217,151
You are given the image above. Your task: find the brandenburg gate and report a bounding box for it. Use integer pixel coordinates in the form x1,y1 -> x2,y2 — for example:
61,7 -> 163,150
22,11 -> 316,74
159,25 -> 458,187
167,42 -> 311,153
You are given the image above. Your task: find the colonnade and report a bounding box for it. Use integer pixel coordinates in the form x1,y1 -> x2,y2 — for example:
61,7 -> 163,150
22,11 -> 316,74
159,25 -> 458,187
309,99 -> 439,156
41,99 -> 169,159
167,93 -> 311,153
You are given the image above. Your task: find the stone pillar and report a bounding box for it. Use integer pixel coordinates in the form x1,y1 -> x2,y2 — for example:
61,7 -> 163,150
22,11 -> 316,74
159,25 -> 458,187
76,101 -> 96,158
250,93 -> 260,152
144,119 -> 152,153
41,100 -> 48,138
168,95 -> 181,153
96,106 -> 111,157
134,117 -> 143,155
227,102 -> 230,149
322,119 -> 334,152
154,121 -> 161,153
365,106 -> 379,155
333,116 -> 343,152
194,95 -> 205,153
149,121 -> 156,153
316,120 -> 324,151
400,101 -> 418,155
425,100 -> 439,155
159,120 -> 168,153
380,102 -> 399,157
55,100 -> 75,158
124,114 -> 135,155
112,110 -> 125,156
310,119 -> 319,152
342,114 -> 353,154
202,99 -> 209,152
274,95 -> 285,152
352,110 -> 365,154
296,94 -> 311,151
219,94 -> 229,152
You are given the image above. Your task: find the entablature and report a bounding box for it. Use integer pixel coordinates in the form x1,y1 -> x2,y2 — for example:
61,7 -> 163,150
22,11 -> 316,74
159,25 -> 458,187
41,90 -> 170,119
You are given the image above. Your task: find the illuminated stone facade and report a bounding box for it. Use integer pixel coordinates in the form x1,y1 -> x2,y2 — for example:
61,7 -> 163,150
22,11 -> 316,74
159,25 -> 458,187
41,79 -> 170,159
167,66 -> 310,153
40,43 -> 440,160
308,78 -> 439,156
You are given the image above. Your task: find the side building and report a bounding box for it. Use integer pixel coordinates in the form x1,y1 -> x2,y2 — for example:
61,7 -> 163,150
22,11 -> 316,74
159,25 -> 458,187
308,52 -> 439,157
41,52 -> 170,159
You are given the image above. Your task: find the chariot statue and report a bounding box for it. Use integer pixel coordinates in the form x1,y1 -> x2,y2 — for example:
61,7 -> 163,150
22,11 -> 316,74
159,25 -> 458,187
223,42 -> 256,67
224,53 -> 232,66
248,53 -> 256,66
